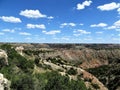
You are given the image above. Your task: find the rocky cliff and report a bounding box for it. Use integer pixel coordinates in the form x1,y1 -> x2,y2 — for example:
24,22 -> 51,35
0,43 -> 119,90
0,73 -> 10,90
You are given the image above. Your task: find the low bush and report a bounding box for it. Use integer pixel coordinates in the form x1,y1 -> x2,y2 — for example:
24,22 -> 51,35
66,67 -> 78,75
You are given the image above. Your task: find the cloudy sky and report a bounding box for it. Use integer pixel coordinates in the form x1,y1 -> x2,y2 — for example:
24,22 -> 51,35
0,0 -> 120,43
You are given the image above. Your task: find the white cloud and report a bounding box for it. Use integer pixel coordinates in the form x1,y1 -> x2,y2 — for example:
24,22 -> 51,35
79,23 -> 84,26
60,23 -> 76,28
74,29 -> 91,36
90,23 -> 108,27
42,30 -> 61,35
2,29 -> 15,33
83,0 -> 92,6
47,16 -> 54,19
106,20 -> 120,30
97,2 -> 120,11
117,8 -> 120,14
69,23 -> 76,26
0,32 -> 4,35
0,16 -> 21,23
116,29 -> 120,31
27,24 -> 46,29
96,31 -> 103,34
20,9 -> 54,19
77,0 -> 92,10
118,34 -> 120,36
19,32 -> 31,36
20,9 -> 47,18
77,4 -> 84,10
106,26 -> 116,29
114,20 -> 120,27
61,23 -> 67,26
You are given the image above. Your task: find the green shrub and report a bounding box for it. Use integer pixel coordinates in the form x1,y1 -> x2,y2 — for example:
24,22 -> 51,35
91,83 -> 100,89
34,58 -> 40,65
0,58 -> 7,67
44,71 -> 87,90
0,44 -> 88,90
66,67 -> 78,75
84,78 -> 92,82
11,75 -> 35,90
77,73 -> 83,80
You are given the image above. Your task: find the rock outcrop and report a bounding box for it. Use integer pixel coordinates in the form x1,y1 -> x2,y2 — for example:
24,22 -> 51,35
0,73 -> 10,90
0,49 -> 8,65
0,43 -> 119,90
15,46 -> 24,56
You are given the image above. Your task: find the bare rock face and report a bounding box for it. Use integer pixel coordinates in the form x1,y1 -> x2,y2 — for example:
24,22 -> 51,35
0,49 -> 8,65
15,46 -> 24,56
0,73 -> 10,90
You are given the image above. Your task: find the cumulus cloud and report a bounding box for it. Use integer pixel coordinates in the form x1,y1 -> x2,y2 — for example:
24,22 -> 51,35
74,29 -> 91,36
27,24 -> 46,29
0,16 -> 21,23
97,2 -> 120,11
90,23 -> 108,27
106,20 -> 120,30
20,9 -> 54,19
60,23 -> 76,28
42,30 -> 61,35
69,23 -> 76,26
19,32 -> 31,36
2,29 -> 15,33
20,9 -> 47,18
106,26 -> 116,30
77,0 -> 92,10
114,20 -> 120,27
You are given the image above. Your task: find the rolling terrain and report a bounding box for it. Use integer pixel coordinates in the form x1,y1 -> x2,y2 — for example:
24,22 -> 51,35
0,43 -> 120,90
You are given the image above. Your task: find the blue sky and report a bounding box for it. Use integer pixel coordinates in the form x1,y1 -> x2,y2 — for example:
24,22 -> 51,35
0,0 -> 120,43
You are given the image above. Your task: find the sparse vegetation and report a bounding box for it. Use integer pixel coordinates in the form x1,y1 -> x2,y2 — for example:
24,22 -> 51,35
43,71 -> 87,90
0,44 -> 89,90
0,43 -> 119,90
46,57 -> 67,65
87,64 -> 120,90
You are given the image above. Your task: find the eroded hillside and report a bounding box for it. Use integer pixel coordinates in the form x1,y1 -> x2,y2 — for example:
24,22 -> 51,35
0,43 -> 120,90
